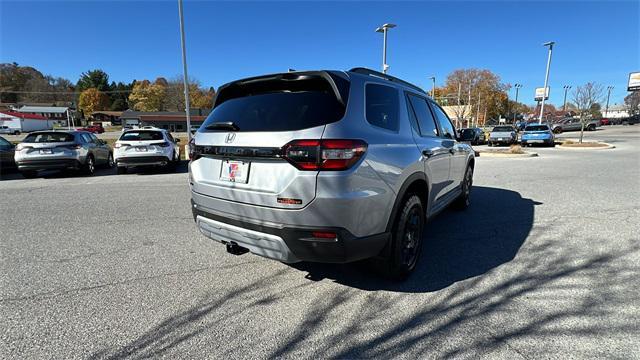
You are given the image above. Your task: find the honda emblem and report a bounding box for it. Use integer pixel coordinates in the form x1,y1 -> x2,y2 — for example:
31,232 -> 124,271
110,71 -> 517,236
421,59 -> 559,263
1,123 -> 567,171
225,133 -> 236,143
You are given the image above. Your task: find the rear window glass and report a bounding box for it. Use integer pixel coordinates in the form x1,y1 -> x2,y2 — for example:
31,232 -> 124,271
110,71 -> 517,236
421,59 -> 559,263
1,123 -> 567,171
492,126 -> 514,132
23,132 -> 74,143
202,91 -> 345,132
120,131 -> 164,141
525,125 -> 549,131
366,84 -> 399,131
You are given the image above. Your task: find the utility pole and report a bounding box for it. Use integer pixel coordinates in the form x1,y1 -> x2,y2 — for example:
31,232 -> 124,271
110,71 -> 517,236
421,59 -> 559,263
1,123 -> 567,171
539,41 -> 555,124
457,83 -> 462,128
375,24 -> 396,74
178,0 -> 193,142
476,92 -> 481,128
513,84 -> 522,124
605,86 -> 614,117
467,86 -> 471,127
562,85 -> 572,113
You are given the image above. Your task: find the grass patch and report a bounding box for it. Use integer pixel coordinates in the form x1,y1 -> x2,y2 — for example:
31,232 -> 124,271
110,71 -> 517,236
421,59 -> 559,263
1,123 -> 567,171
508,144 -> 525,154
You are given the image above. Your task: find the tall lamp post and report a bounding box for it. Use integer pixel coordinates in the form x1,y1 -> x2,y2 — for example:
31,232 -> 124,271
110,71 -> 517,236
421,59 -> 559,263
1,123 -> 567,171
513,83 -> 522,123
178,0 -> 193,142
562,85 -> 572,113
375,23 -> 396,74
539,41 -> 555,124
429,76 -> 436,100
605,86 -> 614,118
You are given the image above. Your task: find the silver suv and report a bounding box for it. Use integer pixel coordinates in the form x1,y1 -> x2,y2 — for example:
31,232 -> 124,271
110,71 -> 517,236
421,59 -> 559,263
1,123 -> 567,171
14,130 -> 113,178
189,68 -> 475,278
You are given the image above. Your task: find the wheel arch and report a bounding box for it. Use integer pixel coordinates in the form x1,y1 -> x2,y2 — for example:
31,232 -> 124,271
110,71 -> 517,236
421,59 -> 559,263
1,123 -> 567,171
385,172 -> 430,233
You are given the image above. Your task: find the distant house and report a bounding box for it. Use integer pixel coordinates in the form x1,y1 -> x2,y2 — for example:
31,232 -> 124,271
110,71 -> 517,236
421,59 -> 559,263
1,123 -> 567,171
119,110 -> 209,132
604,104 -> 629,119
0,111 -> 55,132
16,105 -> 71,123
91,111 -> 123,125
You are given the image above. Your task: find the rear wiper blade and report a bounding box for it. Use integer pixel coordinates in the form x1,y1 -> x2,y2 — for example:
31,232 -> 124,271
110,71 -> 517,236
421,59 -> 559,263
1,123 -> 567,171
204,122 -> 240,131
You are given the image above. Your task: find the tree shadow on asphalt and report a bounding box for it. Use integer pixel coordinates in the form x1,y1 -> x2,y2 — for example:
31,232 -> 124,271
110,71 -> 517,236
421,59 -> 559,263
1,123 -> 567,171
88,186 -> 639,359
292,186 -> 540,292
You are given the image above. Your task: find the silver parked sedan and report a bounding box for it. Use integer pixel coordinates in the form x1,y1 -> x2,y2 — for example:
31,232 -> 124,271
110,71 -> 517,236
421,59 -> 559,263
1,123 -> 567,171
14,131 -> 113,178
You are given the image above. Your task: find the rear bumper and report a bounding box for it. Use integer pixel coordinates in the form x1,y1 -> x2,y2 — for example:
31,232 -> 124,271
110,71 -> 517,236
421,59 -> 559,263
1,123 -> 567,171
116,155 -> 170,167
489,138 -> 516,144
521,138 -> 553,145
16,159 -> 81,171
192,200 -> 389,264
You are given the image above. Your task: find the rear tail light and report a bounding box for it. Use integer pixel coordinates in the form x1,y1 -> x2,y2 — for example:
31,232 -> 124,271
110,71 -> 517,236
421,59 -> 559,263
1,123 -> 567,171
58,144 -> 81,150
282,139 -> 367,171
188,138 -> 200,161
155,142 -> 171,148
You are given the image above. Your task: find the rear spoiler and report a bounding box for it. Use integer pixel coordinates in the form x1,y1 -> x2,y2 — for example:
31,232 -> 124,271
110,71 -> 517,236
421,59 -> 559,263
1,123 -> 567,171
213,71 -> 349,108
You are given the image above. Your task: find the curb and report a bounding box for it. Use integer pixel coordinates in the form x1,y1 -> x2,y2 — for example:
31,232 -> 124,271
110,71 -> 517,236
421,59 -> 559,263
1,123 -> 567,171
477,151 -> 539,158
557,142 -> 615,150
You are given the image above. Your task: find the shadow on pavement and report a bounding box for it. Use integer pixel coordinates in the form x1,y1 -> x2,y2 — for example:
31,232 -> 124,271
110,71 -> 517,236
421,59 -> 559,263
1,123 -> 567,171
291,186 -> 539,292
0,161 -> 188,180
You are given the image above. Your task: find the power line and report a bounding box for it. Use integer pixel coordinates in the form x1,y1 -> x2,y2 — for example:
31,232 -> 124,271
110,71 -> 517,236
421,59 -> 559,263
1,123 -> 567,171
0,90 -> 133,94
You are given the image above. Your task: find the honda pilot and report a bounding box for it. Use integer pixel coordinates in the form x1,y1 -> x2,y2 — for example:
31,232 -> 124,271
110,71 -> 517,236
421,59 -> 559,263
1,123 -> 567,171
189,68 -> 475,279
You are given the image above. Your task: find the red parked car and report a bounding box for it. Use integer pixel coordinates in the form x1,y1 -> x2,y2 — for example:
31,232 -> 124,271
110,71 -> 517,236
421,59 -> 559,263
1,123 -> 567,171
79,124 -> 105,134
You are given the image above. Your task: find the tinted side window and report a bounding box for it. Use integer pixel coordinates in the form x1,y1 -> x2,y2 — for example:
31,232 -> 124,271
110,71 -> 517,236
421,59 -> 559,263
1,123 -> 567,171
365,84 -> 399,131
430,102 -> 455,139
81,134 -> 93,143
407,94 -> 439,137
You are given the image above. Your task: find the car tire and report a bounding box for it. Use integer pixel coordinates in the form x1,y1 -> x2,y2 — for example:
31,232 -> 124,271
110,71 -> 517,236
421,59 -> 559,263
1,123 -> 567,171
488,142 -> 493,147
14,131 -> 20,135
379,194 -> 425,280
106,153 -> 114,168
587,124 -> 596,131
83,155 -> 95,176
21,170 -> 38,179
117,166 -> 127,175
453,165 -> 473,210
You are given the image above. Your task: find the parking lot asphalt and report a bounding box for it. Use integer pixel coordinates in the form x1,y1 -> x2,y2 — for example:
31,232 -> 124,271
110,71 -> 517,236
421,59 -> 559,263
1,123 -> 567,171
1,126 -> 639,359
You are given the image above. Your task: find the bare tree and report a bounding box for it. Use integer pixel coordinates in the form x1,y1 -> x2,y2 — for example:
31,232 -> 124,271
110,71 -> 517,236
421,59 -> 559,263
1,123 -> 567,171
572,83 -> 604,143
624,91 -> 640,117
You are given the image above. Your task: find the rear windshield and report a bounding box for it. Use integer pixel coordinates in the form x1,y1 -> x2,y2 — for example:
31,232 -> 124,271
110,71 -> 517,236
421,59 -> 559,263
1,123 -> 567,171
23,132 -> 75,143
525,125 -> 549,131
120,131 -> 164,141
492,126 -> 513,132
461,129 -> 475,136
202,73 -> 348,132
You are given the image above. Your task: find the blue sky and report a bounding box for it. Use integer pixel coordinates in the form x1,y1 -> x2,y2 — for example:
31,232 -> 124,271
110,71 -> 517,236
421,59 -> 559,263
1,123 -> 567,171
1,0 -> 638,106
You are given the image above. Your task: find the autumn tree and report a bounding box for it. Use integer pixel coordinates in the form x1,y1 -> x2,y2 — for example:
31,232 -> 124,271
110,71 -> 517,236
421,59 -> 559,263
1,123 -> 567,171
442,69 -> 509,126
128,79 -> 167,111
572,83 -> 604,143
79,88 -> 110,118
164,76 -> 215,111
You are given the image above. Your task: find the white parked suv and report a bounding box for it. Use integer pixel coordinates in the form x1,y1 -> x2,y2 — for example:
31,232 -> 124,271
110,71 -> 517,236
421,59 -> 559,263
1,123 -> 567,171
114,127 -> 180,174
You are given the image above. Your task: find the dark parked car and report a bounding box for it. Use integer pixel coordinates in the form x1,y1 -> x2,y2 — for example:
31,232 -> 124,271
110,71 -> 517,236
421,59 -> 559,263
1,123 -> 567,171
0,136 -> 16,170
459,128 -> 486,145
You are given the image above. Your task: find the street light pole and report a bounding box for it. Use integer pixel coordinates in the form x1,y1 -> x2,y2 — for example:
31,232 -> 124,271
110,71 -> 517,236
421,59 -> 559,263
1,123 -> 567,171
605,86 -> 614,117
375,23 -> 396,74
429,76 -> 436,100
178,0 -> 193,142
562,85 -> 571,113
513,84 -> 522,124
539,41 -> 555,124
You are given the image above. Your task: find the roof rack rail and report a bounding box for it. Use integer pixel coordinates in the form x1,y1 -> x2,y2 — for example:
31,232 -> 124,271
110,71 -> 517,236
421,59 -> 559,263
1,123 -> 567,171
348,67 -> 426,94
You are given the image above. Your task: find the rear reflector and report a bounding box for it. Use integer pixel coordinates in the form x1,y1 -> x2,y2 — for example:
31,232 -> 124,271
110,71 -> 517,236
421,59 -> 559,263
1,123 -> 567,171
311,231 -> 337,239
277,197 -> 303,205
282,139 -> 367,171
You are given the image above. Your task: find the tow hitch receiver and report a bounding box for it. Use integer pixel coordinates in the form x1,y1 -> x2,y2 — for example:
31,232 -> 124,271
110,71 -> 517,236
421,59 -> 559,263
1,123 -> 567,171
226,242 -> 249,255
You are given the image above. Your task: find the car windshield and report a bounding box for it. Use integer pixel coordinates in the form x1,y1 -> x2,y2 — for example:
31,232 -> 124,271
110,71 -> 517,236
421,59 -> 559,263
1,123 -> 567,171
23,132 -> 75,143
119,131 -> 164,141
525,125 -> 549,131
492,126 -> 513,132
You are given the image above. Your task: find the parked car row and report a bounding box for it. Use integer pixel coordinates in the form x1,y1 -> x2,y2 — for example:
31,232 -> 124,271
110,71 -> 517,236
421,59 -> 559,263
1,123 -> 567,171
458,124 -> 555,147
1,127 -> 181,178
